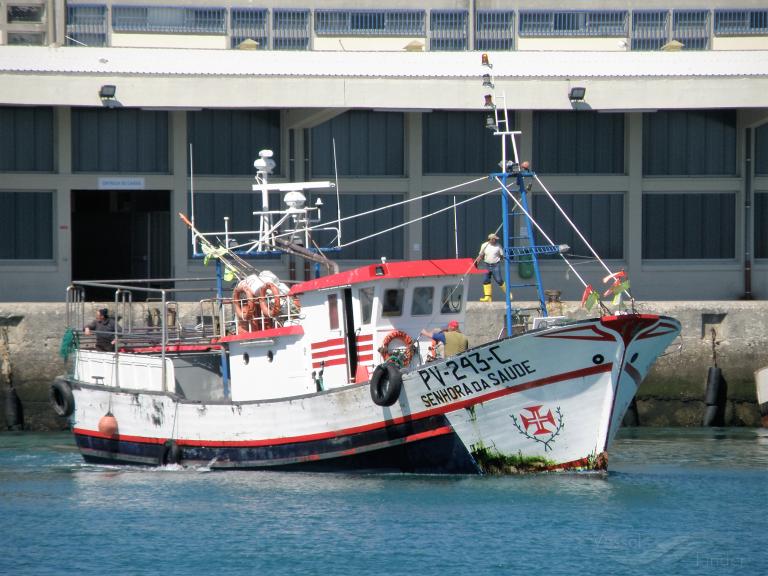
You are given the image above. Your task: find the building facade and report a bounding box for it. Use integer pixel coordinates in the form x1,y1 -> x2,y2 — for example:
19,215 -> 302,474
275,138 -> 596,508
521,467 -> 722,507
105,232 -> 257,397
0,0 -> 767,301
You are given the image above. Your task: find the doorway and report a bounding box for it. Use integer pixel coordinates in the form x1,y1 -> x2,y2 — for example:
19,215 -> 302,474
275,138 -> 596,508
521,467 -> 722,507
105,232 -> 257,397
71,190 -> 171,300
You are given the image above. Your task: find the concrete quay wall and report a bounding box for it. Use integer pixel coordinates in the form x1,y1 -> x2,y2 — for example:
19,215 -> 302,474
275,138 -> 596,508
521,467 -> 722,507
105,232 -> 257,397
0,301 -> 766,430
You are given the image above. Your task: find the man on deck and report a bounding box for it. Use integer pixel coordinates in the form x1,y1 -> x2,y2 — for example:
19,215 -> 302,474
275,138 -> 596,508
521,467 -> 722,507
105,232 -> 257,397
420,320 -> 469,358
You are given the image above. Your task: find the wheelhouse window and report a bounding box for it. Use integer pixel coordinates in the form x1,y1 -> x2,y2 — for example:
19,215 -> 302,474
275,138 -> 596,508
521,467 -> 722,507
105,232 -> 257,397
327,294 -> 340,330
382,289 -> 403,317
440,286 -> 463,314
411,287 -> 434,316
359,287 -> 374,324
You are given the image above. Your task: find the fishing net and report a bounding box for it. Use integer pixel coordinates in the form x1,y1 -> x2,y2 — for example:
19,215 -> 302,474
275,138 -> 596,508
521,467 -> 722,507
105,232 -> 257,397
59,328 -> 80,362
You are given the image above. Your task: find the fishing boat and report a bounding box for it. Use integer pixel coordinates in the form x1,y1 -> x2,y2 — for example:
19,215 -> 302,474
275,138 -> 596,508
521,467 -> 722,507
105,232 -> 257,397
756,366 -> 768,428
50,56 -> 681,473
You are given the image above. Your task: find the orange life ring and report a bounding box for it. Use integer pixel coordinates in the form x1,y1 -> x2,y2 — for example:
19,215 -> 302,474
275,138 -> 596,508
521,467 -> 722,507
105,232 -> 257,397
233,284 -> 257,321
259,282 -> 282,318
381,330 -> 414,366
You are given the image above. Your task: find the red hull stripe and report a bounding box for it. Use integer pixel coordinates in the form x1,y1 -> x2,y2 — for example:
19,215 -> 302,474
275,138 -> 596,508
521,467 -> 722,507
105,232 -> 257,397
311,337 -> 346,350
356,344 -> 373,353
312,357 -> 347,369
542,456 -> 601,471
600,315 -> 660,346
637,322 -> 678,340
291,258 -> 482,295
73,429 -> 168,444
120,344 -> 221,354
623,362 -> 643,387
216,325 -> 303,343
357,354 -> 374,363
356,334 -> 373,342
536,324 -> 615,342
311,347 -> 347,360
72,363 -> 612,448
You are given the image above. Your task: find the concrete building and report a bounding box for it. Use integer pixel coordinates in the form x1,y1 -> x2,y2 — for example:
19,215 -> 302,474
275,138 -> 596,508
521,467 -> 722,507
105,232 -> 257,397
0,0 -> 767,302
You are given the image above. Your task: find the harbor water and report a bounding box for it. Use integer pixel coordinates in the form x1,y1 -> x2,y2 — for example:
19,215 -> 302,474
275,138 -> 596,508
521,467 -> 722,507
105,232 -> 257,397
1,428 -> 766,576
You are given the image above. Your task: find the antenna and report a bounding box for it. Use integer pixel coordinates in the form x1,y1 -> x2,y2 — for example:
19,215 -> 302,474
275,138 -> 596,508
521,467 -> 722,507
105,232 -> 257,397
453,195 -> 459,259
332,137 -> 342,248
254,149 -> 277,251
189,142 -> 196,253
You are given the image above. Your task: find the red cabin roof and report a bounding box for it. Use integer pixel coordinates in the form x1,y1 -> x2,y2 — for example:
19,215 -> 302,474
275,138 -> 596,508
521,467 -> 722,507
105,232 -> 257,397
290,259 -> 481,295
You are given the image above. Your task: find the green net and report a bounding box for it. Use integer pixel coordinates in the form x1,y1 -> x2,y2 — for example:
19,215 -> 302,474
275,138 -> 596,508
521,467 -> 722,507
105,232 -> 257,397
59,328 -> 79,362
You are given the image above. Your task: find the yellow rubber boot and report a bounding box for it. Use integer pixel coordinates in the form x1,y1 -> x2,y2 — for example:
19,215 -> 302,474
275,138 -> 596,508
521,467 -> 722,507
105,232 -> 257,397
479,284 -> 493,302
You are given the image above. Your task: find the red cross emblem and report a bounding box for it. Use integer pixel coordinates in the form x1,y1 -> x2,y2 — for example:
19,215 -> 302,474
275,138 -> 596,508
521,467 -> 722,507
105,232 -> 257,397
520,405 -> 557,436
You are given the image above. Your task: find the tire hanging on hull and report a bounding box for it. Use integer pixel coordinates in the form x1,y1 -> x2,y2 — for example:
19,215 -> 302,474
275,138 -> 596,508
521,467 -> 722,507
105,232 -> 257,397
370,364 -> 403,407
49,378 -> 74,417
160,440 -> 182,466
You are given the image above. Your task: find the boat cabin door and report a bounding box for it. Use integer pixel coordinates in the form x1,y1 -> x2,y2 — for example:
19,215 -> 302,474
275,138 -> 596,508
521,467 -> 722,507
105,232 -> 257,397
342,288 -> 358,383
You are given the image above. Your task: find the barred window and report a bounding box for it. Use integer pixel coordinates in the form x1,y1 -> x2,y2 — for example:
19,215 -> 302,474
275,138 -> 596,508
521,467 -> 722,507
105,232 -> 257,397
112,5 -> 226,34
430,10 -> 467,51
315,9 -> 424,36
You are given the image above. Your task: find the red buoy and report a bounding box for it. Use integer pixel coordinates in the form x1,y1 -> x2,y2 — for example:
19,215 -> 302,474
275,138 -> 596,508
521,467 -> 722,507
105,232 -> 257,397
98,413 -> 119,437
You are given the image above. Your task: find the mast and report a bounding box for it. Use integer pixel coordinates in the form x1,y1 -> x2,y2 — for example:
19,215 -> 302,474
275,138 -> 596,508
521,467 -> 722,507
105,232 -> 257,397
481,54 -> 548,336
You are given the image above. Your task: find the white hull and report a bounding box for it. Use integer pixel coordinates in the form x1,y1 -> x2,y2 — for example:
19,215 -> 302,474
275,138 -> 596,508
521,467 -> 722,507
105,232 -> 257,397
64,314 -> 680,473
757,366 -> 768,428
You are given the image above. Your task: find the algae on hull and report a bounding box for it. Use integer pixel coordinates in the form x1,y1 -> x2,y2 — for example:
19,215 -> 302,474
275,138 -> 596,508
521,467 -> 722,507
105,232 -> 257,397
471,445 -> 556,474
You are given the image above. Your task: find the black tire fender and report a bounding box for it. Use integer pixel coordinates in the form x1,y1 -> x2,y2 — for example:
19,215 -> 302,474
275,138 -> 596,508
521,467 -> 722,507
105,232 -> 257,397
160,440 -> 182,466
370,364 -> 403,407
49,378 -> 74,417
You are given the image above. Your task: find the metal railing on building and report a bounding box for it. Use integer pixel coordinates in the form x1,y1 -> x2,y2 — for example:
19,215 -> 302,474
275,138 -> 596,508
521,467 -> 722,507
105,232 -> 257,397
111,5 -> 226,34
714,8 -> 768,35
56,4 -> 768,52
475,10 -> 515,51
273,9 -> 310,50
429,9 -> 467,51
518,10 -> 628,37
673,10 -> 710,50
314,9 -> 424,36
231,7 -> 268,48
66,4 -> 108,46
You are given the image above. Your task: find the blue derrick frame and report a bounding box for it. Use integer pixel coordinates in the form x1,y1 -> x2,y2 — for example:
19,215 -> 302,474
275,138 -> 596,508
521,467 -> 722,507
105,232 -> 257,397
493,168 -> 549,336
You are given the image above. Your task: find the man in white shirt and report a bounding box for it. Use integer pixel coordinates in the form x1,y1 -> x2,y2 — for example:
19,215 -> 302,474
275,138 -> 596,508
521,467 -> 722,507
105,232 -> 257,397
475,233 -> 506,302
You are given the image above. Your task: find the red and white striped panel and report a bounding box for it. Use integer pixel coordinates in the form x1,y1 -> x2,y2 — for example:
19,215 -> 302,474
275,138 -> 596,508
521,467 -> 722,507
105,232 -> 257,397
356,333 -> 374,367
310,337 -> 347,369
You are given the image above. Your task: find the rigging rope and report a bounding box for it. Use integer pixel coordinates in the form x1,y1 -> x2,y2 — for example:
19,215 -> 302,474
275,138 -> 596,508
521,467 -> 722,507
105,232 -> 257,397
338,188 -> 500,249
532,175 -> 632,300
265,176 -> 490,246
494,177 -> 611,315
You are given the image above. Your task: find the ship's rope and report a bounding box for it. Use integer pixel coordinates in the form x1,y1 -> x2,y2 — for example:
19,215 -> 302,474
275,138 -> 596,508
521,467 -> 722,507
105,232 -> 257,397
266,176 -> 491,246
532,174 -> 633,300
494,177 -> 612,315
337,188 -> 500,249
